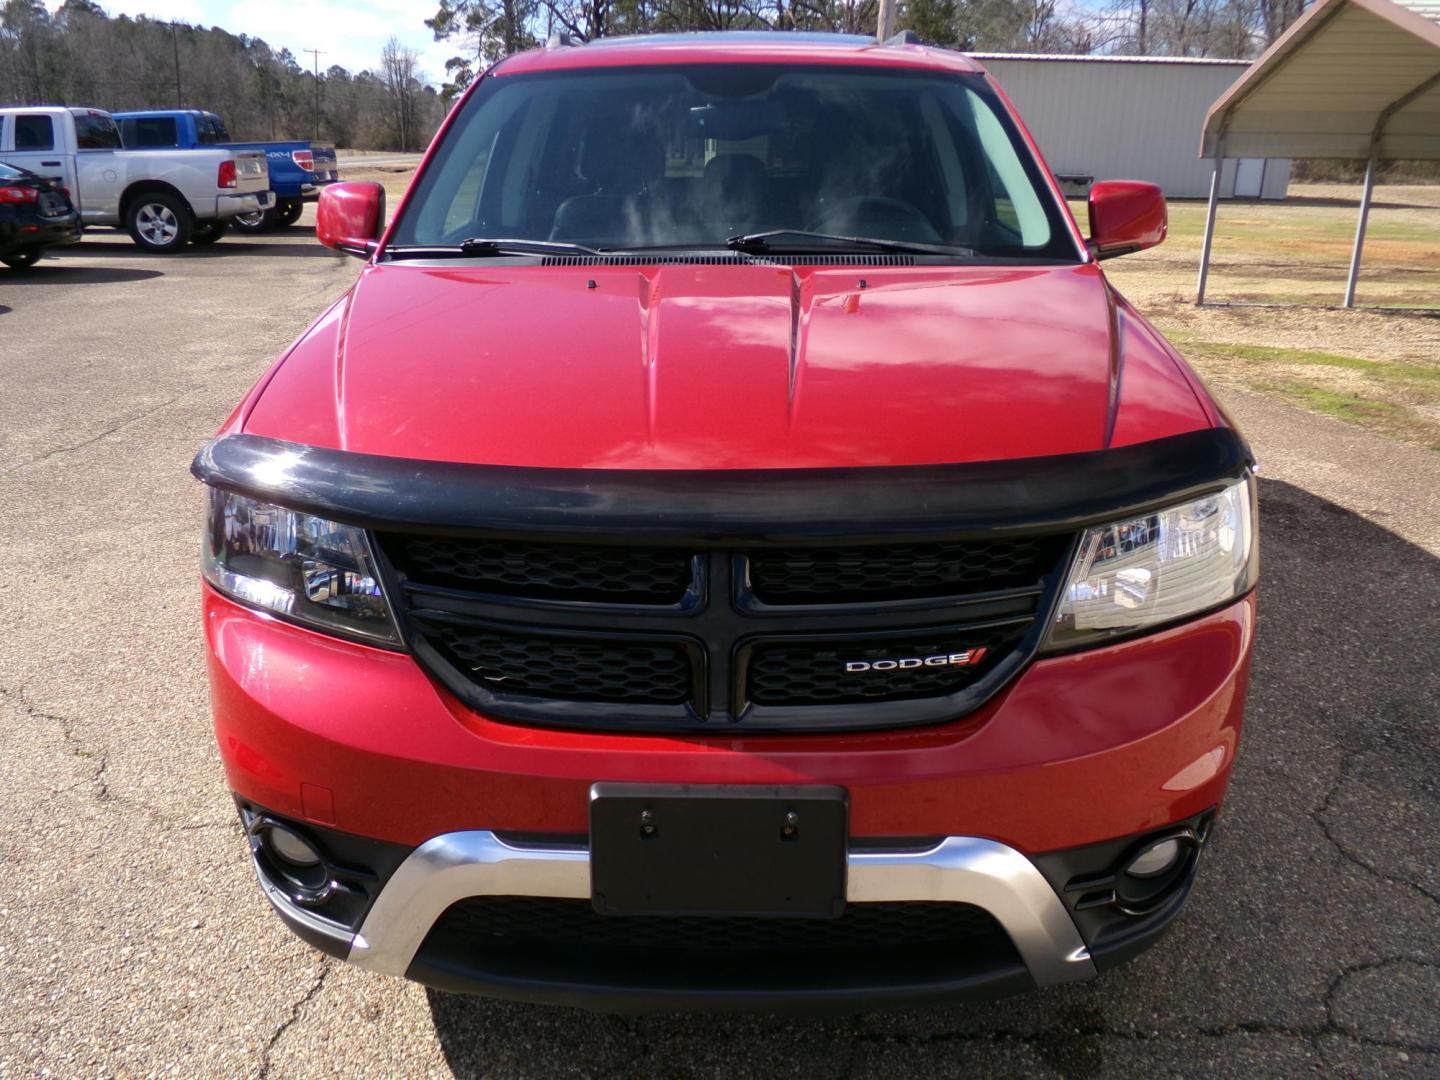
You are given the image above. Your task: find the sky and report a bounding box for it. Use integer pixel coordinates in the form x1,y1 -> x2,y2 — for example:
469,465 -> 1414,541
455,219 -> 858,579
46,0 -> 457,85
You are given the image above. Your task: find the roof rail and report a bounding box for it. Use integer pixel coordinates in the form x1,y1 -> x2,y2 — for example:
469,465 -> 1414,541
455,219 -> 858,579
883,29 -> 921,45
546,32 -> 581,48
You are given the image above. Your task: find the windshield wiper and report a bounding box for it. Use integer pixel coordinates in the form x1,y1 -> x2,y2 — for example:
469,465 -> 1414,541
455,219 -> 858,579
386,238 -> 607,260
725,230 -> 974,258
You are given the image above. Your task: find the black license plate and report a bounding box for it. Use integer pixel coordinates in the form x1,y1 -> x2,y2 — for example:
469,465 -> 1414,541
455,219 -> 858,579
590,783 -> 848,918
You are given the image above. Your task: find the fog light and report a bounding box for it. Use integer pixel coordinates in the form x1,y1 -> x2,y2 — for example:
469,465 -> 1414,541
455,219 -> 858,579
1113,830 -> 1200,916
266,823 -> 321,867
1125,837 -> 1181,879
253,819 -> 331,901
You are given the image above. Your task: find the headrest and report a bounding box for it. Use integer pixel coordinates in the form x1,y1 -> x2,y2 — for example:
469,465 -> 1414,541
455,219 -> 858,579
702,154 -> 767,189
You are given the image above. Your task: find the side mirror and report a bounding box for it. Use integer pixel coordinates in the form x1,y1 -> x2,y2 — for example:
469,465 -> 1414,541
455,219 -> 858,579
317,182 -> 386,258
1087,181 -> 1166,261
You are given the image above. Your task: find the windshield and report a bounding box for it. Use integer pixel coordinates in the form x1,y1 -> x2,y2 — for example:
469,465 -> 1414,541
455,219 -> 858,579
391,64 -> 1077,260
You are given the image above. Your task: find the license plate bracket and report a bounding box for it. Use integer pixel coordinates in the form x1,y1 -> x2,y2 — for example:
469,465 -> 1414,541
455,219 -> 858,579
589,783 -> 848,918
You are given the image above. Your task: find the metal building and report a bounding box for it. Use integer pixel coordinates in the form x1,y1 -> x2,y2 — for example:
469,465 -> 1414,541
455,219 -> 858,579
970,53 -> 1292,199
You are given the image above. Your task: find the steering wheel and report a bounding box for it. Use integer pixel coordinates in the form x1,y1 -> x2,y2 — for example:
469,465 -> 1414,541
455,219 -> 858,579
809,196 -> 941,243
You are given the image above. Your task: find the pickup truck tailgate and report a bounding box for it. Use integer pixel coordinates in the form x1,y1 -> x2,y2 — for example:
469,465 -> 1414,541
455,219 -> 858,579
311,142 -> 338,181
233,150 -> 269,194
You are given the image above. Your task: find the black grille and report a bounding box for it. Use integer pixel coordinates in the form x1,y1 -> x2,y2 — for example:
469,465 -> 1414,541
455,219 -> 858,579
748,538 -> 1061,605
380,535 -> 692,605
746,625 -> 1023,706
428,896 -> 1007,954
380,532 -> 1070,731
424,624 -> 691,705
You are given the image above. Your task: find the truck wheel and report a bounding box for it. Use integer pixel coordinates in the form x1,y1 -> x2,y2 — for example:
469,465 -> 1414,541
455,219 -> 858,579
191,221 -> 226,246
276,199 -> 304,228
126,193 -> 193,253
230,208 -> 277,234
1,248 -> 41,270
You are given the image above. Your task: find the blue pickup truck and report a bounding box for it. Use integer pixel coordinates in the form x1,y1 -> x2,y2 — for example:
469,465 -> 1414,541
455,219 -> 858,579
114,110 -> 338,233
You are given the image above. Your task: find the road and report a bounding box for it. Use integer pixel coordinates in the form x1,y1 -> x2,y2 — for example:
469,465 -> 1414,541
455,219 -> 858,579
1,225 -> 1437,1078
336,153 -> 427,169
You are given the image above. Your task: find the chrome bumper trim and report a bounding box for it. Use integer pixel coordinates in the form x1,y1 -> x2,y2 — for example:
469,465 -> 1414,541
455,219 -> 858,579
343,832 -> 1094,986
252,850 -> 355,949
849,838 -> 1094,985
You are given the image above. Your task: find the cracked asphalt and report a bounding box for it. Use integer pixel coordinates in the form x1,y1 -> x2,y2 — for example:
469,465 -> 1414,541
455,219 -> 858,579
1,226 -> 1437,1079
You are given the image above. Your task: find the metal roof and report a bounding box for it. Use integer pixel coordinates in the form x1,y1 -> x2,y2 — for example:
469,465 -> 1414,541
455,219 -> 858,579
1201,0 -> 1440,159
969,52 -> 1248,66
1394,0 -> 1440,20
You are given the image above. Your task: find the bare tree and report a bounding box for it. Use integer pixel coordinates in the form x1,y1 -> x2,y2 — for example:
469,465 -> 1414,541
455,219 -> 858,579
427,0 -> 539,100
1,0 -> 56,102
1084,0 -> 1288,56
1260,0 -> 1303,43
380,36 -> 423,151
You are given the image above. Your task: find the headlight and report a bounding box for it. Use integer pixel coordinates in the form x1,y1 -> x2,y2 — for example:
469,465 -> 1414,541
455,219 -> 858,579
1043,475 -> 1256,651
202,487 -> 400,645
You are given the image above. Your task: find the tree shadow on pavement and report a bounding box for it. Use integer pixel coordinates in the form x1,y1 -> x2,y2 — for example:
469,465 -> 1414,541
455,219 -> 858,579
178,241 -> 340,259
423,477 -> 1440,1079
1,265 -> 162,285
52,237 -> 337,260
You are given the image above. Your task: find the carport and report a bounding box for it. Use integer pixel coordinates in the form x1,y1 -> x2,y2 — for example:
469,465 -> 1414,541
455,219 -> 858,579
1195,0 -> 1440,307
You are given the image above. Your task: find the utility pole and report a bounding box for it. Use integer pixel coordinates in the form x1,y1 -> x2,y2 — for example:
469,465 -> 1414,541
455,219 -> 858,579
169,22 -> 182,106
306,48 -> 325,141
876,0 -> 897,40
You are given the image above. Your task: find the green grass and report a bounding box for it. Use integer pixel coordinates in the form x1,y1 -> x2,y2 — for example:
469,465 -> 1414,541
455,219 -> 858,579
1252,383 -> 1439,450
1163,334 -> 1440,449
1169,335 -> 1440,391
1068,188 -> 1440,447
1068,192 -> 1440,258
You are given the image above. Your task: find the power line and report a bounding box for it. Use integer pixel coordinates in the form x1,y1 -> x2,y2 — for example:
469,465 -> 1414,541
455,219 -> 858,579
168,21 -> 182,106
305,48 -> 325,141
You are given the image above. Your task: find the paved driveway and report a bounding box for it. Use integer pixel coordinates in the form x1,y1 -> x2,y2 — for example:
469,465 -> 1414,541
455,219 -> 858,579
1,228 -> 1436,1078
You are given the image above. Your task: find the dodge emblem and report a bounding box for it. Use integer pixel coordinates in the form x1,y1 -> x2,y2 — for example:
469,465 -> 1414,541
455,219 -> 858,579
845,647 -> 988,673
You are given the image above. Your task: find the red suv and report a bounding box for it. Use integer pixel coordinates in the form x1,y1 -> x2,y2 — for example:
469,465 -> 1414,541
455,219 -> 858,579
194,32 -> 1257,1009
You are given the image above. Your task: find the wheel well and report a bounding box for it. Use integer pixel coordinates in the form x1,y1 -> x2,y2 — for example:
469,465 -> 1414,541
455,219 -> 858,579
121,181 -> 190,220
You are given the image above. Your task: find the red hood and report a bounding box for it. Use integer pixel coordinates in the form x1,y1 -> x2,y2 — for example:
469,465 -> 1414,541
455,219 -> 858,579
242,261 -> 1212,469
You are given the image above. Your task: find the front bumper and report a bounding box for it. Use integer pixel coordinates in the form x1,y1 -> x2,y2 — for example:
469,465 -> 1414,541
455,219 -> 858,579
215,190 -> 277,218
208,586 -> 1251,1005
206,587 -> 1252,850
261,826 -> 1097,1007
243,804 -> 1212,1009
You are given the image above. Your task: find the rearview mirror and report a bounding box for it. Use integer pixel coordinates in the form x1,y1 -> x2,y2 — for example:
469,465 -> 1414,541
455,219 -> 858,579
317,182 -> 386,258
1087,181 -> 1166,261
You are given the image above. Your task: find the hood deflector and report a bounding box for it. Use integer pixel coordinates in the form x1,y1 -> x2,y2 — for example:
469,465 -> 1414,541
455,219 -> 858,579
192,427 -> 1252,543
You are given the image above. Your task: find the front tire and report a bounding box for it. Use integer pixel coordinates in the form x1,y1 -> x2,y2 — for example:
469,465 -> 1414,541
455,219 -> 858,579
191,220 -> 226,246
1,248 -> 41,270
126,193 -> 193,253
230,207 -> 277,234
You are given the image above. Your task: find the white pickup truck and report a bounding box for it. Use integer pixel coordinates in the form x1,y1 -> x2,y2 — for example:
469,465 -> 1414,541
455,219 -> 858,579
0,106 -> 274,252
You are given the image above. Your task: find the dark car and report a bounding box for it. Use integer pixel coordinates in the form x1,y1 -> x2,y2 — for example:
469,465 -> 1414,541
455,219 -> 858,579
0,160 -> 81,269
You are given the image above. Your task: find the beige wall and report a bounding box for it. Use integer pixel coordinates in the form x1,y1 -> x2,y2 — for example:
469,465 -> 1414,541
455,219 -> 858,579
974,56 -> 1292,200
